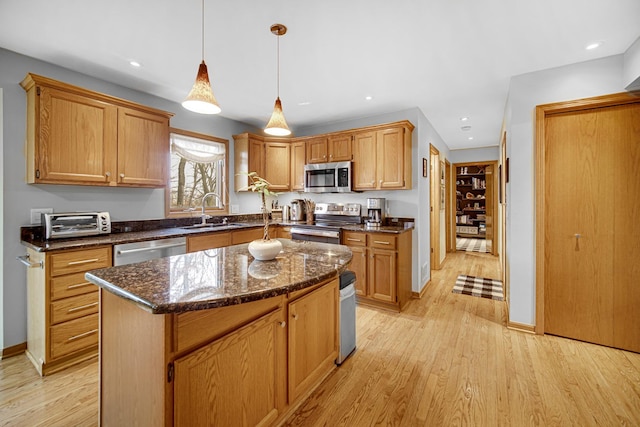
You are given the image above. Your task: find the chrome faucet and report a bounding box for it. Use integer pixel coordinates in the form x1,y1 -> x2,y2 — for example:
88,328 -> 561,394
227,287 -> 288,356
201,192 -> 224,225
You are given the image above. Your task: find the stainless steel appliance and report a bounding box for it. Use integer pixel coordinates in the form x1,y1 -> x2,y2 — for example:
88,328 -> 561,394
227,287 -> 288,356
113,237 -> 186,266
290,202 -> 361,244
337,270 -> 356,365
42,211 -> 111,239
365,198 -> 385,228
290,199 -> 306,222
304,161 -> 352,193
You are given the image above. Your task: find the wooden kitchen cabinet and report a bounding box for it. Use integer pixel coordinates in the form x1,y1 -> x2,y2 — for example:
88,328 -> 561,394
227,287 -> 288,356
290,140 -> 306,191
231,227 -> 264,244
352,122 -> 413,191
174,308 -> 286,427
264,142 -> 291,191
25,245 -> 111,375
288,279 -> 338,402
234,133 -> 292,191
342,230 -> 412,312
20,73 -> 172,187
186,232 -> 231,252
305,134 -> 352,164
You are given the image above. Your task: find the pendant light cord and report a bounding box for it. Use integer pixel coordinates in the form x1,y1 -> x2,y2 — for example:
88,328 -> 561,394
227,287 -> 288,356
201,0 -> 205,61
276,33 -> 280,97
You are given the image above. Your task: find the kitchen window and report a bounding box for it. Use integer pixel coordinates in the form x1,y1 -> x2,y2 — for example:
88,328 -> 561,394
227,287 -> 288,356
167,128 -> 228,217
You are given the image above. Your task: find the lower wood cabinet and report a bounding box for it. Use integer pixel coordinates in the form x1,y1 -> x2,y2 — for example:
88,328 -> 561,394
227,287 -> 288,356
186,227 -> 264,253
25,246 -> 111,375
342,230 -> 412,312
100,278 -> 339,426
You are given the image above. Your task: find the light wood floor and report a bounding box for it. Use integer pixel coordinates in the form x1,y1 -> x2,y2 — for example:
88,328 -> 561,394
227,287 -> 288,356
2,251 -> 639,426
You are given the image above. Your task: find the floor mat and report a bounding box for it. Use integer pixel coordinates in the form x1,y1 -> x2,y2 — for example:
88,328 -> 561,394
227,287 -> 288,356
453,274 -> 503,301
456,237 -> 491,253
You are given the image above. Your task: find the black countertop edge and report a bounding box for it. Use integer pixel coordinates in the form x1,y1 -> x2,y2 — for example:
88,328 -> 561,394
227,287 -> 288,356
88,267 -> 347,315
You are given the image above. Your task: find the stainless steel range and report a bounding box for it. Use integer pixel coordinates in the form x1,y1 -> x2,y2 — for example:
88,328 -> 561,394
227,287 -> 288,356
290,203 -> 361,244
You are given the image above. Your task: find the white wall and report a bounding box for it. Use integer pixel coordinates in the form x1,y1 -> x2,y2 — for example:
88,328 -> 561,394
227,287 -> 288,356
504,54 -> 628,326
623,37 -> 640,90
449,146 -> 499,164
0,88 -> 4,351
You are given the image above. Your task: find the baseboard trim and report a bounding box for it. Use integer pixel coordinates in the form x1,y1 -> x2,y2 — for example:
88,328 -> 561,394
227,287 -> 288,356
507,321 -> 535,334
1,342 -> 27,359
412,279 -> 431,299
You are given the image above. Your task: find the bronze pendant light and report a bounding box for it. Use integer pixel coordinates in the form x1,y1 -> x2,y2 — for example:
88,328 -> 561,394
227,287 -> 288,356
264,23 -> 291,136
182,0 -> 221,114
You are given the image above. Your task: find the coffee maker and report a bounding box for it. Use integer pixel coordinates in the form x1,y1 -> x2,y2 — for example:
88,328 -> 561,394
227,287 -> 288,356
365,198 -> 385,228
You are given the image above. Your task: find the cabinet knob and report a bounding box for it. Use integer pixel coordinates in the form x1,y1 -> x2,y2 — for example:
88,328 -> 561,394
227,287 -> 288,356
379,180 -> 383,185
292,313 -> 299,320
370,181 -> 375,186
279,321 -> 286,328
105,171 -> 111,177
119,173 -> 125,178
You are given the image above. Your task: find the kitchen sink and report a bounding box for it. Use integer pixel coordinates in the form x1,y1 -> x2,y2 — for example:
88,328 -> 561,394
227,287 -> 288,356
180,223 -> 243,230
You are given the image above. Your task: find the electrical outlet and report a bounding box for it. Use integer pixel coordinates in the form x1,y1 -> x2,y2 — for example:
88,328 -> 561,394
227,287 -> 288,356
30,208 -> 53,225
231,205 -> 240,214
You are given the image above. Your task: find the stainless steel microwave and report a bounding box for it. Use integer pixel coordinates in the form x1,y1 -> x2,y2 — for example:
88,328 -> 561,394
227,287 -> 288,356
304,161 -> 352,193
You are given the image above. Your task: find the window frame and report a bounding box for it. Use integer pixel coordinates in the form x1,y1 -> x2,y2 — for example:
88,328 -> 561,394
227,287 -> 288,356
166,127 -> 229,218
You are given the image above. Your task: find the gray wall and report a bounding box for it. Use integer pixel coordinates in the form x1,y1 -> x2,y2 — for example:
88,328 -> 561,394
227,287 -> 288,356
0,48 -> 258,349
504,54 -> 627,326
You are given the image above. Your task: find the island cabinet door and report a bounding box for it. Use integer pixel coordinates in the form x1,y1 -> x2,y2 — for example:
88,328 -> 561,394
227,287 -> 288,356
173,308 -> 286,427
288,280 -> 338,402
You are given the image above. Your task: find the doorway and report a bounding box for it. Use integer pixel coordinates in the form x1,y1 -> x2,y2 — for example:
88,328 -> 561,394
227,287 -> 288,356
453,161 -> 498,255
429,145 -> 441,270
536,92 -> 640,353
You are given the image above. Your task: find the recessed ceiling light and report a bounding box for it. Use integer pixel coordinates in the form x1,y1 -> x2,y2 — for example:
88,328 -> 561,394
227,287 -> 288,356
129,60 -> 142,68
298,101 -> 311,106
461,125 -> 472,131
460,117 -> 469,121
585,42 -> 602,50
365,96 -> 373,101
468,136 -> 474,140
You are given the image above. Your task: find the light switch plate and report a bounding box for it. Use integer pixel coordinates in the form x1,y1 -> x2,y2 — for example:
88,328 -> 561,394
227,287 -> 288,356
30,208 -> 53,225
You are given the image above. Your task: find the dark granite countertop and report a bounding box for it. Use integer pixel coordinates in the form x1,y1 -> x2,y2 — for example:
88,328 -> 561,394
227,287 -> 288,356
85,239 -> 352,314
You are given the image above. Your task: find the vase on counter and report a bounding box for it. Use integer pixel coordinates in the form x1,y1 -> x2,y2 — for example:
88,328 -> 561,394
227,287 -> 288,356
248,238 -> 283,261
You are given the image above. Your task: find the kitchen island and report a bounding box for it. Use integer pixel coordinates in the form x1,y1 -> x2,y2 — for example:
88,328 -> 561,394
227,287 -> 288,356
85,239 -> 352,427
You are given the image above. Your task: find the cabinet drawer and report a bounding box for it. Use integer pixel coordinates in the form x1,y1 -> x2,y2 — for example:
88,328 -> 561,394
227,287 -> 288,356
50,313 -> 99,359
369,234 -> 397,250
50,247 -> 111,277
232,228 -> 263,245
51,271 -> 97,300
342,231 -> 367,247
50,291 -> 99,325
187,232 -> 231,253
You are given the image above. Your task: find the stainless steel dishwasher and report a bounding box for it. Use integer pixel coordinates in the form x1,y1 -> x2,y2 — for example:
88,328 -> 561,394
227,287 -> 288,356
113,237 -> 187,266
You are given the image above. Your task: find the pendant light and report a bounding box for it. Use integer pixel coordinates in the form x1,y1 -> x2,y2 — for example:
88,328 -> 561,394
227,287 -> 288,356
182,0 -> 221,114
264,23 -> 291,136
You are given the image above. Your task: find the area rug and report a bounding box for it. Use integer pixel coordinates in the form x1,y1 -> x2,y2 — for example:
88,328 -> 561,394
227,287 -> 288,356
456,237 -> 491,253
453,275 -> 503,301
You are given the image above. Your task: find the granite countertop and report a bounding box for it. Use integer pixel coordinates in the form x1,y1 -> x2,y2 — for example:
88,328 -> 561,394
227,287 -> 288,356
85,239 -> 352,314
21,218 -> 413,252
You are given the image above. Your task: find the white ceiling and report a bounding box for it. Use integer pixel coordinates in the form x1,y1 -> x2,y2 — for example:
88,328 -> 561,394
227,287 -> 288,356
1,0 -> 638,150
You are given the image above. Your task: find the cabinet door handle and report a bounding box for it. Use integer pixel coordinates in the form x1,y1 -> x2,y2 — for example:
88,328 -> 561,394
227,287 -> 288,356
67,329 -> 98,342
67,282 -> 93,290
373,241 -> 390,245
346,238 -> 362,242
105,171 -> 111,177
67,258 -> 99,266
279,321 -> 286,328
120,173 -> 125,178
68,302 -> 99,313
292,313 -> 299,320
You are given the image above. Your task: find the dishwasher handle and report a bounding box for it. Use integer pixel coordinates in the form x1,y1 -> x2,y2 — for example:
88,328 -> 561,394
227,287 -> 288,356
116,242 -> 186,256
17,254 -> 43,269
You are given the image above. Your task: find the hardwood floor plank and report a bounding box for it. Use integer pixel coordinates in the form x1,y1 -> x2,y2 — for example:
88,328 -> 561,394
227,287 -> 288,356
2,251 -> 639,426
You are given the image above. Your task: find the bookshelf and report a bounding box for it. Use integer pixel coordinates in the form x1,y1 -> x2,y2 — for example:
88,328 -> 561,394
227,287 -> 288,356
456,165 -> 486,238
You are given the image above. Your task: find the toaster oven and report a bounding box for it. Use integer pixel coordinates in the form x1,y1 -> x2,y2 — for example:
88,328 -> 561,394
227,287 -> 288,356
42,212 -> 111,239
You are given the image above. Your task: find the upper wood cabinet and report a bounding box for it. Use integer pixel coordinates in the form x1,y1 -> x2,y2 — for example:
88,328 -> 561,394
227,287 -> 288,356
20,73 -> 172,187
352,122 -> 413,191
305,134 -> 352,164
290,140 -> 306,191
234,133 -> 291,191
